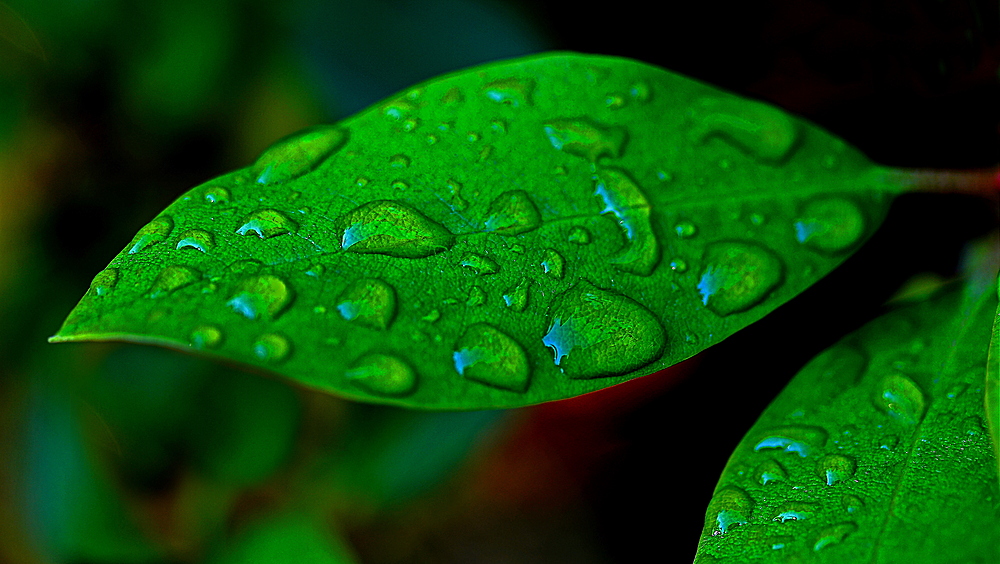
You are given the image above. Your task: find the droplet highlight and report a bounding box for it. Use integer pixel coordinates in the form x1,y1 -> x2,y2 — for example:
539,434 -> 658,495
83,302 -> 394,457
592,168 -> 660,275
818,454 -> 856,485
90,268 -> 119,296
706,486 -> 753,537
236,209 -> 298,239
540,249 -> 565,279
176,229 -> 215,252
453,323 -> 531,392
128,216 -> 174,254
502,278 -> 529,312
337,200 -> 454,258
754,425 -> 828,457
460,253 -> 498,275
697,241 -> 784,316
772,502 -> 817,523
754,459 -> 787,485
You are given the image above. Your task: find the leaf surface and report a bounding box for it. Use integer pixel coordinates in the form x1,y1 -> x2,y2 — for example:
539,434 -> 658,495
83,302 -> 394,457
52,52 -> 902,408
695,281 -> 1000,563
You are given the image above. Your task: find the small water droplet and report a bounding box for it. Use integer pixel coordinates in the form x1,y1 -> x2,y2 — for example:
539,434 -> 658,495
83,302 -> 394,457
502,278 -> 529,312
698,241 -> 784,316
337,200 -> 455,258
453,323 -> 531,392
946,383 -> 968,399
628,81 -> 651,102
543,118 -> 627,162
670,259 -> 688,273
402,118 -> 419,132
478,145 -> 494,162
201,185 -> 230,204
592,168 -> 660,275
466,132 -> 480,142
389,154 -> 411,168
441,87 -> 464,106
962,416 -> 985,436
542,280 -> 665,378
148,265 -> 201,298
754,459 -> 787,485
490,119 -> 508,134
754,425 -> 828,457
228,259 -> 262,276
305,263 -> 326,277
706,486 -> 753,537
842,494 -> 865,514
175,229 -> 215,252
766,536 -> 794,551
227,275 -> 294,321
391,180 -> 409,191
460,253 -> 499,275
128,216 -> 174,254
873,372 -> 926,425
484,190 -> 541,235
795,198 -> 866,253
313,305 -> 326,314
878,434 -> 899,450
421,309 -> 440,323
425,134 -> 438,145
604,94 -> 626,109
772,502 -> 817,522
252,333 -> 291,363
236,209 -> 298,239
346,353 -> 416,396
190,325 -> 223,349
750,213 -> 766,226
466,286 -> 486,306
812,522 -> 857,552
481,77 -> 534,107
541,249 -> 565,279
691,97 -> 799,162
568,226 -> 591,245
335,278 -> 396,331
355,176 -> 370,188
382,99 -> 416,120
818,454 -> 856,485
252,125 -> 348,185
510,244 -> 524,254
656,170 -> 673,182
90,268 -> 119,296
674,221 -> 697,238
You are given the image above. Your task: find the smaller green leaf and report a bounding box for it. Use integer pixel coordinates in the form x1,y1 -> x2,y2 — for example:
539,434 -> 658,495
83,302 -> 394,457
696,282 -> 1000,562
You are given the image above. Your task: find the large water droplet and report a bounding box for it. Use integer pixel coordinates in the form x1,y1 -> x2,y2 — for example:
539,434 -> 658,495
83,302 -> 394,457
812,522 -> 857,552
90,268 -> 119,296
818,454 -> 856,485
251,125 -> 348,185
128,216 -> 174,254
176,229 -> 215,252
697,241 -> 784,316
873,373 -> 926,425
253,333 -> 291,362
481,77 -> 534,107
460,253 -> 499,275
754,425 -> 828,457
592,168 -> 660,275
335,278 -> 396,331
541,249 -> 565,279
502,278 -> 529,312
346,353 -> 416,396
542,280 -> 665,379
772,502 -> 817,523
236,209 -> 298,239
691,97 -> 799,162
795,197 -> 866,253
706,486 -> 753,537
484,190 -> 541,235
227,275 -> 294,321
337,200 -> 454,258
754,459 -> 787,485
190,325 -> 223,350
543,118 -> 627,162
148,265 -> 201,298
568,226 -> 591,245
453,323 -> 531,392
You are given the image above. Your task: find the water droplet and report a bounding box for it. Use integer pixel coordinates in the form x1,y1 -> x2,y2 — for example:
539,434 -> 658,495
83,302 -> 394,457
236,209 -> 298,239
175,229 -> 215,252
818,454 -> 856,485
382,99 -> 416,121
628,81 -> 651,102
656,170 -> 673,182
568,226 -> 591,245
706,486 -> 753,537
148,265 -> 201,298
389,154 -> 411,168
691,97 -> 799,162
754,459 -> 787,485
873,372 -> 926,425
604,94 -> 626,109
442,178 -> 468,211
772,502 -> 817,522
812,522 -> 857,552
484,190 -> 541,235
391,180 -> 409,191
425,134 -> 438,145
962,416 -> 985,436
543,118 -> 627,162
251,125 -> 348,185
355,176 -> 370,188
490,119 -> 508,134
337,200 -> 455,258
128,216 -> 174,254
842,495 -> 865,514
441,87 -> 463,106
592,168 -> 660,275
421,309 -> 440,323
346,353 -> 416,396
766,536 -> 794,551
542,280 -> 665,378
190,325 -> 223,350
90,268 -> 118,296
253,333 -> 291,363
405,88 -> 422,101
674,221 -> 697,238
453,323 -> 531,392
305,263 -> 326,277
466,286 -> 486,306
460,253 -> 498,275
201,185 -> 230,204
795,198 -> 866,253
878,434 -> 899,450
227,275 -> 294,321
754,425 -> 828,457
403,118 -> 420,131
466,132 -> 480,142
749,213 -> 766,226
313,305 -> 327,314
228,259 -> 262,276
478,145 -> 494,163
502,278 -> 529,312
335,278 -> 396,331
481,77 -> 534,107
697,242 -> 784,316
670,259 -> 688,273
541,249 -> 565,278
946,383 -> 968,400
510,244 -> 524,254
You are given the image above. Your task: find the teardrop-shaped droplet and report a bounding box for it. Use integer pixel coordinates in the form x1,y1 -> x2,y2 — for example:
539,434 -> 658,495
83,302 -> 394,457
466,286 -> 486,306
201,185 -> 230,204
818,454 -> 856,485
176,229 -> 215,252
812,522 -> 857,552
490,119 -> 508,134
337,200 -> 454,258
754,425 -> 828,457
795,197 -> 866,253
148,265 -> 201,298
690,97 -> 799,162
128,216 -> 174,254
873,372 -> 926,425
878,434 -> 900,450
227,275 -> 294,321
772,502 -> 817,523
481,77 -> 534,107
568,226 -> 591,245
389,154 -> 411,168
460,253 -> 499,275
502,278 -> 529,312
697,241 -> 784,316
542,280 -> 665,379
346,353 -> 416,396
541,249 -> 565,279
90,268 -> 119,296
842,495 -> 865,514
190,325 -> 223,350
706,486 -> 754,537
453,323 -> 531,392
629,81 -> 651,103
335,278 -> 396,331
542,118 -> 627,162
674,221 -> 697,238
484,190 -> 541,235
236,209 -> 298,239
754,459 -> 787,485
253,333 -> 291,363
251,125 -> 348,185
592,168 -> 660,275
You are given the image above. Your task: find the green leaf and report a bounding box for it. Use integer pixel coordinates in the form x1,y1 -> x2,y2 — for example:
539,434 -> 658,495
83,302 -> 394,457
50,52 -> 904,408
988,283 -> 1000,477
694,281 -> 1000,562
207,512 -> 357,564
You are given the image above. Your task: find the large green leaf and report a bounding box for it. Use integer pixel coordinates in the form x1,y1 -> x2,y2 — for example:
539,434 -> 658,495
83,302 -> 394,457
50,52 -> 904,408
988,285 -> 1000,476
694,280 -> 1000,563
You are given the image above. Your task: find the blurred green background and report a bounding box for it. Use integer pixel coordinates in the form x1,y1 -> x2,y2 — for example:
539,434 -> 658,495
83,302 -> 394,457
0,1 -> 997,562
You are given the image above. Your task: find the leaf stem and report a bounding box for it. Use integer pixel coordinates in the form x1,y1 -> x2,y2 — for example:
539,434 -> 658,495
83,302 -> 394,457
887,166 -> 1000,196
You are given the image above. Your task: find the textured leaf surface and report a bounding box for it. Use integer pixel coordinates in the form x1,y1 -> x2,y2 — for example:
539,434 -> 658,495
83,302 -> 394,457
695,281 -> 1000,563
988,291 -> 1000,474
51,52 -> 901,408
